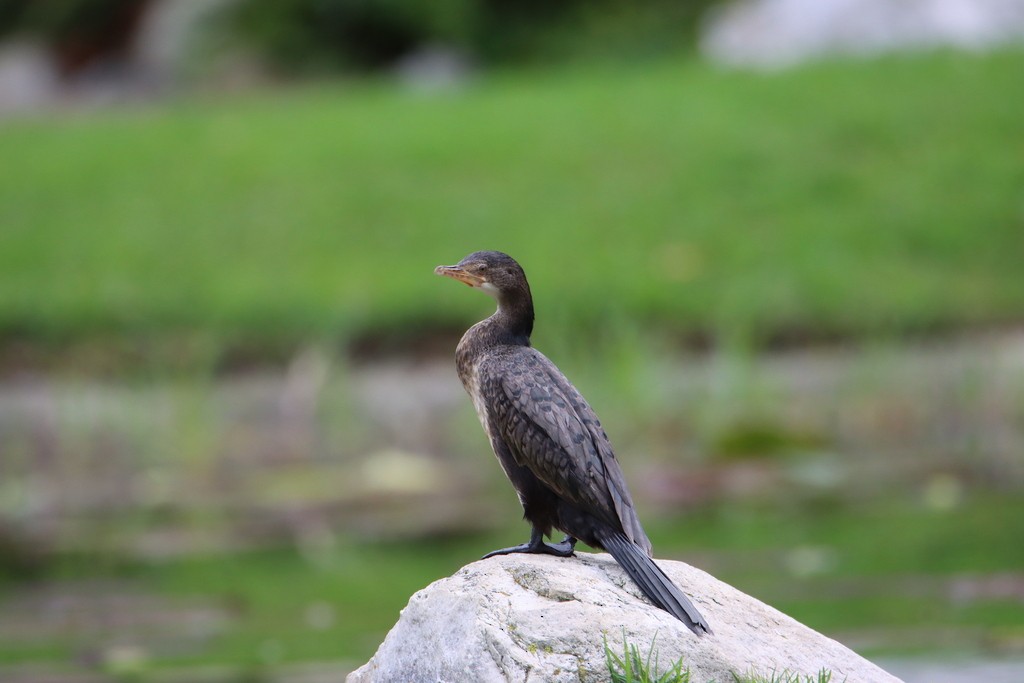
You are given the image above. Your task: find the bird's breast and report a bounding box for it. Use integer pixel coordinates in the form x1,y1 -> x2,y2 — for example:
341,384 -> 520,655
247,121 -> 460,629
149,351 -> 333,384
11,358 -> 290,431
455,334 -> 491,435
465,361 -> 491,436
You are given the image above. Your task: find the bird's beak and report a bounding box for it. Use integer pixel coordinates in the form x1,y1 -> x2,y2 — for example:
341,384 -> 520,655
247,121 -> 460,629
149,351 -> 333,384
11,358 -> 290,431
434,264 -> 485,287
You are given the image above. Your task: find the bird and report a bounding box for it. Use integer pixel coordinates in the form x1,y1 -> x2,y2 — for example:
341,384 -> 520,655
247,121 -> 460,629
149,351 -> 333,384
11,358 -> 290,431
435,250 -> 711,635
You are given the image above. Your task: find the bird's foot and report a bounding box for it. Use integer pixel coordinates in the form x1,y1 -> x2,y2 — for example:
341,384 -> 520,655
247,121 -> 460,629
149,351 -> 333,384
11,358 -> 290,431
482,533 -> 577,559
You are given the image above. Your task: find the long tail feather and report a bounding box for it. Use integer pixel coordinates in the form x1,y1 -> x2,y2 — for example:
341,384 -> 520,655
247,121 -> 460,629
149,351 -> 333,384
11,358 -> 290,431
599,529 -> 712,635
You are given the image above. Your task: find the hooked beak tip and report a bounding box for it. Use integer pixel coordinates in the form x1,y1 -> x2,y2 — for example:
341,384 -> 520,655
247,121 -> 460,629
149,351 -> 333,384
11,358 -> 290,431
435,264 -> 482,287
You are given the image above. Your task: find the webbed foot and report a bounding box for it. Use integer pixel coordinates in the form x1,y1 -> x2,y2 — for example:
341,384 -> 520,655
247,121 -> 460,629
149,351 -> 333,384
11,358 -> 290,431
482,529 -> 577,559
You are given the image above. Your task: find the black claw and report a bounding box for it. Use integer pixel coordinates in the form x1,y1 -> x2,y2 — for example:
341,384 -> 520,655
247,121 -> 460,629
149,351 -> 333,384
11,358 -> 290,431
482,543 -> 534,559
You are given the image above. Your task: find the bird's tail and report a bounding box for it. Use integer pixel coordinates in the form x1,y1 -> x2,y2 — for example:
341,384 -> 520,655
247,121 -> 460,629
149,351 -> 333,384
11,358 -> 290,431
598,529 -> 712,636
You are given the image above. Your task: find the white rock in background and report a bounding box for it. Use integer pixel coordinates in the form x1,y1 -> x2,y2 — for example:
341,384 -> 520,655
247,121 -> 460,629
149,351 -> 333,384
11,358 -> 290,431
347,552 -> 902,683
0,40 -> 58,115
701,0 -> 1024,68
394,44 -> 474,92
132,0 -> 238,89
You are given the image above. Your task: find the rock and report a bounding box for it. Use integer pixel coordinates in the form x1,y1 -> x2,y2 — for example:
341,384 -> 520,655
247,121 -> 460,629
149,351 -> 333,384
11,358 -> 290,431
132,0 -> 239,89
393,44 -> 474,93
0,40 -> 58,116
701,0 -> 1024,68
347,552 -> 902,683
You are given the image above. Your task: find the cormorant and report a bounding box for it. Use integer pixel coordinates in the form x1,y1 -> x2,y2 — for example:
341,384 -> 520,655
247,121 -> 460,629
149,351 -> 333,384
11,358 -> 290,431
435,250 -> 711,635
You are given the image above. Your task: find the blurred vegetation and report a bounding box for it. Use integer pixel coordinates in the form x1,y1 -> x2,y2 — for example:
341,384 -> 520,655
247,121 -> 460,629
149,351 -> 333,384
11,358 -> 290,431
0,0 -> 27,37
2,0 -> 135,40
0,0 -> 147,71
0,0 -> 720,71
1,312 -> 1022,675
1,30 -> 1023,678
2,49 -> 1023,371
225,0 -> 720,71
2,495 -> 1022,671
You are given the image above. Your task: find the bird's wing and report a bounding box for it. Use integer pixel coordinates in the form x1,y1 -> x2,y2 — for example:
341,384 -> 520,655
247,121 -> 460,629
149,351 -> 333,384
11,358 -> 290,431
487,348 -> 652,554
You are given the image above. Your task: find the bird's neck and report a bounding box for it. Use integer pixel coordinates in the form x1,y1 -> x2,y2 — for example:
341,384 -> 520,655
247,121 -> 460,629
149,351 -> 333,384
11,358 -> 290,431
479,295 -> 534,346
494,293 -> 534,343
456,295 -> 534,367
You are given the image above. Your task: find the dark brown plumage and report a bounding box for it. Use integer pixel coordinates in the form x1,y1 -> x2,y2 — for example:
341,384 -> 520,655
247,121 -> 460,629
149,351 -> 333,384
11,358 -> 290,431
435,250 -> 710,635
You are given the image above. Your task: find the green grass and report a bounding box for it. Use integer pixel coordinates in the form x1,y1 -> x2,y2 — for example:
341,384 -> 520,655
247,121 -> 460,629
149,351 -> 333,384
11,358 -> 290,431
605,631 -> 690,683
603,632 -> 838,683
2,50 -> 1023,361
733,670 -> 834,683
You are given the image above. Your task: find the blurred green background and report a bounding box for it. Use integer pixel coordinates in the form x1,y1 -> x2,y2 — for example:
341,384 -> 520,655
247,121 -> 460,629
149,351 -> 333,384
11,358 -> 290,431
1,1 -> 1024,681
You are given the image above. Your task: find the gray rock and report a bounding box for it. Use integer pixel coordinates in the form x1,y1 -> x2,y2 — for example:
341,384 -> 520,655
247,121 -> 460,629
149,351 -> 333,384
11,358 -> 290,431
132,0 -> 239,89
701,0 -> 1024,68
393,44 -> 474,93
347,552 -> 902,683
0,40 -> 58,115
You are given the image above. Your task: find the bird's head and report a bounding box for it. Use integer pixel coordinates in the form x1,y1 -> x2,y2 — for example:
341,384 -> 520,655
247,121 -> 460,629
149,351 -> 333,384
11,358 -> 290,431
434,251 -> 530,302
